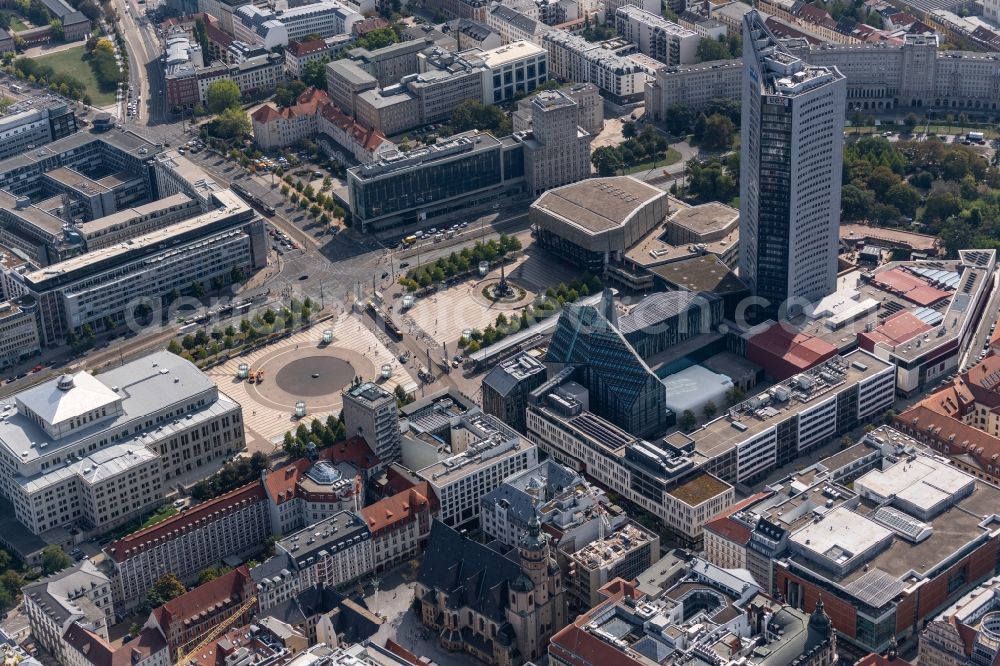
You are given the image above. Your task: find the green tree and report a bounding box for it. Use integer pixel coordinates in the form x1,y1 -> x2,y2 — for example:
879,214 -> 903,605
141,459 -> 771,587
209,107 -> 251,140
702,400 -> 718,421
841,184 -> 874,220
622,121 -> 637,138
665,103 -> 693,136
41,545 -> 71,575
205,80 -> 241,114
903,113 -> 919,133
145,573 -> 186,611
697,36 -> 730,62
940,217 -> 974,258
197,565 -> 232,585
884,183 -> 921,218
678,410 -> 698,432
301,59 -> 329,90
592,146 -> 623,176
699,113 -> 735,150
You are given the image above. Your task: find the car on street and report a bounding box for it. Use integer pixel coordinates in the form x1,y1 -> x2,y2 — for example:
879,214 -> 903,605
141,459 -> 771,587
399,262 -> 409,269
381,271 -> 389,279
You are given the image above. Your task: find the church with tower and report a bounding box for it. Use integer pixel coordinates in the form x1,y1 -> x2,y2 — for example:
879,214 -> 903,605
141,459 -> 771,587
414,516 -> 566,665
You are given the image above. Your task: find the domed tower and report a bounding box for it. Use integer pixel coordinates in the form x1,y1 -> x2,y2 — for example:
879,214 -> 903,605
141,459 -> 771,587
809,596 -> 832,637
808,595 -> 837,659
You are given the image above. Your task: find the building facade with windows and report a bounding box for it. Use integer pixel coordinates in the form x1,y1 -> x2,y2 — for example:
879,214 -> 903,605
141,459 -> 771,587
0,352 -> 245,540
740,10 -> 846,313
416,412 -> 538,528
615,7 -> 699,66
104,482 -> 269,615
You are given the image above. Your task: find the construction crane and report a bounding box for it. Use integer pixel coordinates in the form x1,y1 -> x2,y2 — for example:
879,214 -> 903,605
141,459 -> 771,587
585,485 -> 612,541
174,595 -> 257,666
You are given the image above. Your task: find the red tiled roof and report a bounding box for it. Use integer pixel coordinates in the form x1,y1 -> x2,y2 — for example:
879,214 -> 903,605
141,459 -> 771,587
152,566 -> 253,633
106,483 -> 266,563
549,580 -> 646,666
263,437 -> 381,505
702,492 -> 771,545
286,39 -> 327,57
361,482 -> 434,533
857,311 -> 932,352
896,405 -> 1000,474
872,268 -> 951,306
352,16 -> 389,35
318,101 -> 390,152
63,625 -> 166,666
383,640 -> 424,665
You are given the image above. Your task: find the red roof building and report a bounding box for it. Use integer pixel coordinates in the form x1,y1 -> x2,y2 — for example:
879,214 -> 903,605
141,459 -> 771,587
104,483 -> 271,616
548,579 -> 647,666
360,482 -> 435,572
857,311 -> 933,353
747,323 -> 838,380
62,625 -> 167,666
149,566 -> 256,661
871,268 -> 951,306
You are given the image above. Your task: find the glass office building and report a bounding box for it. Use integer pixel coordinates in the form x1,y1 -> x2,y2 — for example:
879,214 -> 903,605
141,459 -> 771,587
348,132 -> 525,232
546,291 -> 669,438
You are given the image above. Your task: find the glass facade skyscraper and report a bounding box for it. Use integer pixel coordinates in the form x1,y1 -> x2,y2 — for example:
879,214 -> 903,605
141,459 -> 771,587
740,11 -> 846,316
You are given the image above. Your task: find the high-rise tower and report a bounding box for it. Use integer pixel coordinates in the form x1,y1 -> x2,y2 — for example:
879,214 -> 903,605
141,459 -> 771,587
740,10 -> 846,316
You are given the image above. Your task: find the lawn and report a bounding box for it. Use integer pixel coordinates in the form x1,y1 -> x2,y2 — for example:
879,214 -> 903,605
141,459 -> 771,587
140,505 -> 178,529
0,11 -> 28,31
623,147 -> 683,175
34,45 -> 118,107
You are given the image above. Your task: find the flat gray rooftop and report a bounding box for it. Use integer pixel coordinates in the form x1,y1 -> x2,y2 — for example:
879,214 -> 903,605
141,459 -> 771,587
532,176 -> 663,234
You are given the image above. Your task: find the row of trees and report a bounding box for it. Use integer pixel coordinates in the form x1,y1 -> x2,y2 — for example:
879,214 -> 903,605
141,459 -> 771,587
279,171 -> 346,226
166,299 -> 315,363
458,274 -> 603,353
592,124 -> 673,176
400,235 -> 522,290
85,36 -> 122,92
282,415 -> 348,459
190,451 -> 270,501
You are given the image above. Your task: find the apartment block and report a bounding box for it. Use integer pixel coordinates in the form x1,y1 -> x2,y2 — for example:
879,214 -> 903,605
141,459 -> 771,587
342,382 -> 401,466
0,297 -> 40,370
615,7 -> 699,65
564,522 -> 659,610
251,512 -> 374,611
0,95 -> 77,161
359,482 -> 433,573
24,561 -> 115,665
104,482 -> 269,615
543,31 -> 648,103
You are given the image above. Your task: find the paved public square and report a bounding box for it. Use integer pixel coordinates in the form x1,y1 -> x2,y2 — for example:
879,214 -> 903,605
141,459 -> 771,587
402,246 -> 578,349
207,313 -> 414,450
